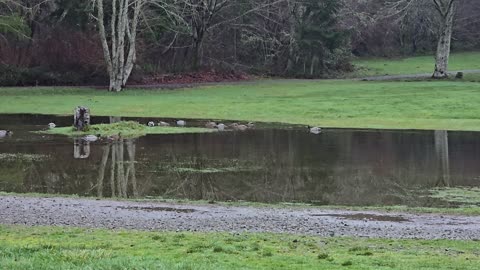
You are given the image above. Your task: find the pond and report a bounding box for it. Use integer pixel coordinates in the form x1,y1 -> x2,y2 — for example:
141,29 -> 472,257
1,114 -> 479,207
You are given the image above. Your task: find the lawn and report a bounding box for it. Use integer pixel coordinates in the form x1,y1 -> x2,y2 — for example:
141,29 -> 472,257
353,51 -> 480,77
0,225 -> 479,270
2,79 -> 480,131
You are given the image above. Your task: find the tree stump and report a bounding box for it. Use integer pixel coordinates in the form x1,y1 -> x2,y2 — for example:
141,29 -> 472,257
74,106 -> 91,131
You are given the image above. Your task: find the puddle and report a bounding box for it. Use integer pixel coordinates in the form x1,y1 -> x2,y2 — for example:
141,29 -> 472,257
116,206 -> 196,213
1,114 -> 480,207
311,214 -> 410,222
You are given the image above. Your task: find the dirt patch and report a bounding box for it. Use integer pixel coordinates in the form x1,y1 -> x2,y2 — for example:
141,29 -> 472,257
136,70 -> 250,85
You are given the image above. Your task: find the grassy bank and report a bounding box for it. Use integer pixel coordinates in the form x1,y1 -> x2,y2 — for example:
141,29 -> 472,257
1,225 -> 479,270
353,51 -> 480,77
2,78 -> 480,131
42,121 -> 215,137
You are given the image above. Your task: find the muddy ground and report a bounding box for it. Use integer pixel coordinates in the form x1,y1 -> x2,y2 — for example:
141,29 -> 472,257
1,195 -> 479,240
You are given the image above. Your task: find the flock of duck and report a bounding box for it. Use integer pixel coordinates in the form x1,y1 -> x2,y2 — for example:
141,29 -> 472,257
147,120 -> 256,131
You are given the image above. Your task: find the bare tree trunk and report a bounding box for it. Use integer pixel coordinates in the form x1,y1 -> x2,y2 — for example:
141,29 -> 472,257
285,0 -> 297,74
432,0 -> 457,79
94,0 -> 144,91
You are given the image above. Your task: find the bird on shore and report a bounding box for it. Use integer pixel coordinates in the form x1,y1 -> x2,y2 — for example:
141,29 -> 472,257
0,130 -> 13,137
48,123 -> 56,129
216,123 -> 226,131
234,124 -> 248,131
148,121 -> 155,127
247,122 -> 255,128
205,122 -> 217,129
308,126 -> 322,134
176,120 -> 186,127
158,121 -> 170,127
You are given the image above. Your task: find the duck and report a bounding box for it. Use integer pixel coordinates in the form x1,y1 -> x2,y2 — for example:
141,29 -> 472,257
83,134 -> 100,142
108,132 -> 122,141
176,120 -> 186,127
205,121 -> 217,129
246,122 -> 255,128
235,124 -> 248,131
228,123 -> 239,128
216,123 -> 226,131
0,130 -> 13,137
158,121 -> 170,127
308,126 -> 322,134
48,123 -> 56,129
148,121 -> 155,127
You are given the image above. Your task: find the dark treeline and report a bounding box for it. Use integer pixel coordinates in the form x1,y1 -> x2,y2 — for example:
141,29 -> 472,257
0,0 -> 479,87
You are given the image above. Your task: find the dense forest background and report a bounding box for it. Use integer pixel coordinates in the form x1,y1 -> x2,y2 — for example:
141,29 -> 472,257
0,0 -> 479,86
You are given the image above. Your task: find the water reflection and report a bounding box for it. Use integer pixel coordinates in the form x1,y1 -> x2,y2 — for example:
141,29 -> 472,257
1,114 -> 479,207
74,139 -> 90,159
434,130 -> 450,187
95,140 -> 138,198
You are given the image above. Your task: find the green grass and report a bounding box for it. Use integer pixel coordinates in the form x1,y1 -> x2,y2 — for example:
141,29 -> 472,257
2,78 -> 480,131
1,225 -> 479,270
41,121 -> 214,137
353,51 -> 480,77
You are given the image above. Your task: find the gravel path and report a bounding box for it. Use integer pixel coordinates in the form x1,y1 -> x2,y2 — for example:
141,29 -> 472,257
1,195 -> 479,240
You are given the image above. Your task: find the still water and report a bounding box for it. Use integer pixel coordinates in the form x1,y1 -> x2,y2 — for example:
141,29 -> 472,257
1,114 -> 479,207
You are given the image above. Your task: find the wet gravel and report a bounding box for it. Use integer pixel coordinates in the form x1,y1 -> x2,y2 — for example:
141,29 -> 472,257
1,195 -> 479,240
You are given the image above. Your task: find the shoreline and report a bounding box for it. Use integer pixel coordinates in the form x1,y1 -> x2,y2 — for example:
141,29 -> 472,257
1,195 -> 479,240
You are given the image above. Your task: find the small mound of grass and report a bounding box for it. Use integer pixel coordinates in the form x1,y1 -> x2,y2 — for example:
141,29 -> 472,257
39,121 -> 216,138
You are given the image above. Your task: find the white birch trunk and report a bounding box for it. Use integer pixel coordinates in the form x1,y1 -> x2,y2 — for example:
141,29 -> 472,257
432,0 -> 457,79
94,0 -> 144,91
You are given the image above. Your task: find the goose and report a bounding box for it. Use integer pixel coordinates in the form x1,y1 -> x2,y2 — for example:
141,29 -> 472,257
308,126 -> 322,134
0,130 -> 13,137
216,123 -> 226,131
148,121 -> 155,127
235,124 -> 248,131
247,122 -> 255,128
205,122 -> 217,129
176,120 -> 186,127
83,134 -> 100,142
158,121 -> 170,127
48,123 -> 56,129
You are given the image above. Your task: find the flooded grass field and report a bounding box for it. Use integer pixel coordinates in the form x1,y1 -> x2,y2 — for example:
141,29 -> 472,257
1,114 -> 479,208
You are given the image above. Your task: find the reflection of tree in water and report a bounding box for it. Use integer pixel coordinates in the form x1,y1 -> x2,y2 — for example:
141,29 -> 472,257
434,130 -> 450,187
96,139 -> 138,198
